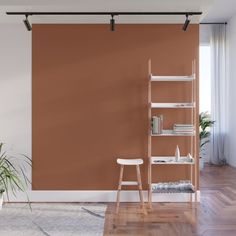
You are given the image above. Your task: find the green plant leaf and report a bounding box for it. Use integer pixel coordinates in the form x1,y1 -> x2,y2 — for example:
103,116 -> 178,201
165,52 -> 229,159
0,142 -> 31,206
199,112 -> 215,148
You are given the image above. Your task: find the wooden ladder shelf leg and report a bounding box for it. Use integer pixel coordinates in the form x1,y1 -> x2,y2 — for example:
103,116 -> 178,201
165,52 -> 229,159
136,165 -> 146,214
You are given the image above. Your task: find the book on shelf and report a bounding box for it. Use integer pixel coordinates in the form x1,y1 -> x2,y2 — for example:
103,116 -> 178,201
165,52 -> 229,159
172,132 -> 195,135
174,129 -> 194,132
173,124 -> 195,133
174,124 -> 194,127
152,115 -> 163,134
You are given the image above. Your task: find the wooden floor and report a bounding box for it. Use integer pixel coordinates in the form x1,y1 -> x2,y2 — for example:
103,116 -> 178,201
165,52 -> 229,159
104,164 -> 236,236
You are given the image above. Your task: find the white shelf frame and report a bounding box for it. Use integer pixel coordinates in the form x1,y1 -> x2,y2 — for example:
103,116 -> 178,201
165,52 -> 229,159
151,74 -> 195,82
147,59 -> 198,207
151,183 -> 195,193
151,156 -> 195,165
151,102 -> 195,109
151,130 -> 195,137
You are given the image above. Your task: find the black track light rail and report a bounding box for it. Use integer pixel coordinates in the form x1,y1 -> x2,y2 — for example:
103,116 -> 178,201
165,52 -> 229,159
6,11 -> 202,16
7,11 -> 202,32
200,22 -> 227,25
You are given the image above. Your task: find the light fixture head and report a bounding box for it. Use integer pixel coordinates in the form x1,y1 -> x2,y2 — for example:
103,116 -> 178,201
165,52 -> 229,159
23,15 -> 32,31
182,14 -> 190,31
110,15 -> 115,31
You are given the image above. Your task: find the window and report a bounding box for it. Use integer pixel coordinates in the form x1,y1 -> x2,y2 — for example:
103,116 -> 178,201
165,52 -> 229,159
199,45 -> 211,113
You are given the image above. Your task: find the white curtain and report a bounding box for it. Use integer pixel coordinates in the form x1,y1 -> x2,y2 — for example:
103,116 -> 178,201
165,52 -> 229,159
210,24 -> 228,165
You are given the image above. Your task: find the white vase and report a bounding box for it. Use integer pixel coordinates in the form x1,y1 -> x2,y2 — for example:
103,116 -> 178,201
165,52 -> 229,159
199,158 -> 205,171
0,194 -> 3,210
175,145 -> 180,162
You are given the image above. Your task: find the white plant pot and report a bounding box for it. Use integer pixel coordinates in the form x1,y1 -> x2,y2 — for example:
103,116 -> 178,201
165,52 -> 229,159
0,194 -> 3,210
199,158 -> 205,171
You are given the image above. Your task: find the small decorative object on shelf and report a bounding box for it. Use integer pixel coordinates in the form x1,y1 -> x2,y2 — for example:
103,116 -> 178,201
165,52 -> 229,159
154,160 -> 166,163
175,145 -> 180,162
152,115 -> 163,134
187,153 -> 194,162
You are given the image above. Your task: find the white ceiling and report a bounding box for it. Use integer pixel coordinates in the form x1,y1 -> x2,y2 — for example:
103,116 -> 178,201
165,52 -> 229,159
201,0 -> 236,22
0,0 -> 235,24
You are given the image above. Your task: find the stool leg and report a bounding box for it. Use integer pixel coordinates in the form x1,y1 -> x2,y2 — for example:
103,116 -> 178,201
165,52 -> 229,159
136,165 -> 145,214
116,165 -> 124,214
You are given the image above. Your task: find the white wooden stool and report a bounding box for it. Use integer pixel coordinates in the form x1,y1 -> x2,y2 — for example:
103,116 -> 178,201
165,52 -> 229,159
116,158 -> 145,214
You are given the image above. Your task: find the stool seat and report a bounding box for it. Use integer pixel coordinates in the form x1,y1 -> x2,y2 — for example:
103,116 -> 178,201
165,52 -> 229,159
121,181 -> 138,186
117,158 -> 143,165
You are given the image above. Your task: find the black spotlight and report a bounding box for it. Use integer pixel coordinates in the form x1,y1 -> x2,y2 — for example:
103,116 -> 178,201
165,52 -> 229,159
110,15 -> 115,31
182,14 -> 190,31
23,15 -> 32,31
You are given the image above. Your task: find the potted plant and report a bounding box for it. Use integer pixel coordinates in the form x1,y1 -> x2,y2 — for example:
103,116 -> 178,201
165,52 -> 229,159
199,112 -> 215,170
0,143 -> 31,209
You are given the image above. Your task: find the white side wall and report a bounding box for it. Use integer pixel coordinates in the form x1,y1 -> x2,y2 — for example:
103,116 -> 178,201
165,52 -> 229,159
200,24 -> 211,45
0,23 -> 32,178
227,14 -> 236,167
199,25 -> 211,163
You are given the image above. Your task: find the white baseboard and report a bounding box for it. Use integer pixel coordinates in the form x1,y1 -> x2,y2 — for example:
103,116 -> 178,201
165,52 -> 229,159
6,190 -> 200,203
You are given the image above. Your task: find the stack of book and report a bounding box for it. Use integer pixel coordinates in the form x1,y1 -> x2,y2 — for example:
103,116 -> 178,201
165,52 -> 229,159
152,115 -> 163,134
173,124 -> 195,135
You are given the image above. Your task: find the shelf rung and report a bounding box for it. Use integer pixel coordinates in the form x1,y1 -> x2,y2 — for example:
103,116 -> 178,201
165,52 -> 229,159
151,129 -> 195,137
151,156 -> 195,165
150,74 -> 195,82
151,182 -> 195,193
152,189 -> 195,193
151,102 -> 195,109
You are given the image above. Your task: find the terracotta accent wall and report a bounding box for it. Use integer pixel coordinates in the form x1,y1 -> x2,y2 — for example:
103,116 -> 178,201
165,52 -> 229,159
32,24 -> 199,190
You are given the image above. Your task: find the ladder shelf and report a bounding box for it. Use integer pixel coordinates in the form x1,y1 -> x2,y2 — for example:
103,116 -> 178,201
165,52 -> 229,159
147,59 -> 198,207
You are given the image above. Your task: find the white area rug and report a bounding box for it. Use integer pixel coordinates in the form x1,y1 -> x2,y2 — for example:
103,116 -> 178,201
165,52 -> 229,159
0,203 -> 106,236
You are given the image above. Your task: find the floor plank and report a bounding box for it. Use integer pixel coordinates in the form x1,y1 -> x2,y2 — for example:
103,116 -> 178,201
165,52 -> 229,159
104,164 -> 236,236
